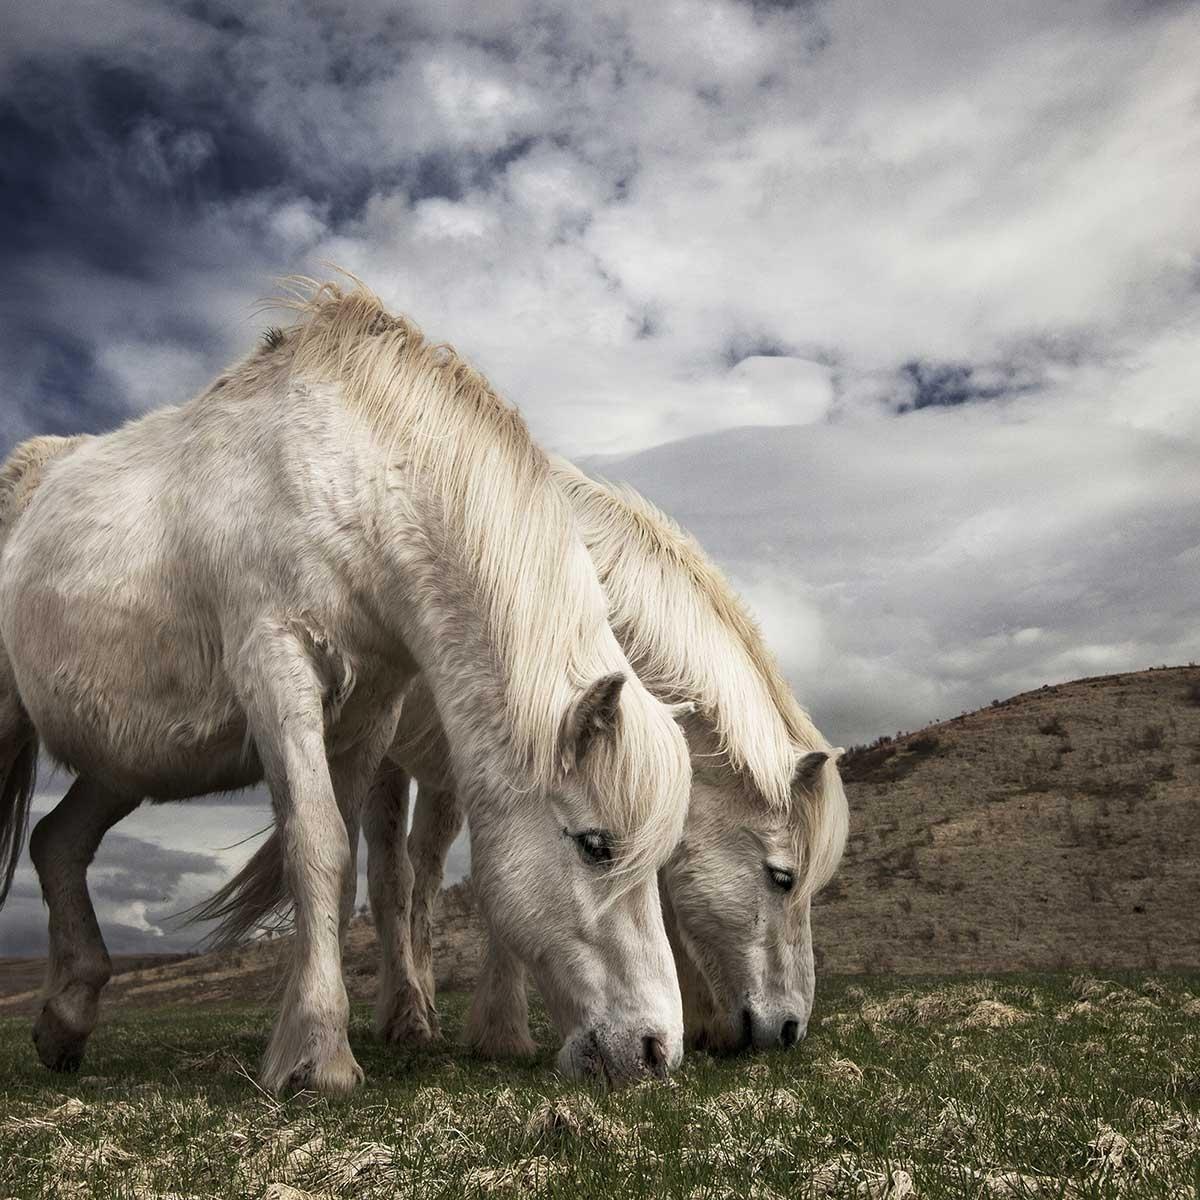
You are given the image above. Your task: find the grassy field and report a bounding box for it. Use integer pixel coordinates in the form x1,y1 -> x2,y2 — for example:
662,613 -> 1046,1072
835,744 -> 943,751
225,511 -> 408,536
0,972 -> 1197,1199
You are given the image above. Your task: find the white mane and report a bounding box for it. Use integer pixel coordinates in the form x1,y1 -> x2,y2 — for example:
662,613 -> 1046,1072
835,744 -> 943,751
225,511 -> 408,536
550,457 -> 849,897
269,280 -> 688,874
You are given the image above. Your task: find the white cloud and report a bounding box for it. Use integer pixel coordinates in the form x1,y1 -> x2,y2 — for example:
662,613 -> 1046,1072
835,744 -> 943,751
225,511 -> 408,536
268,200 -> 328,248
421,51 -> 541,149
411,197 -> 501,243
593,394 -> 1200,745
724,357 -> 834,427
95,340 -> 213,415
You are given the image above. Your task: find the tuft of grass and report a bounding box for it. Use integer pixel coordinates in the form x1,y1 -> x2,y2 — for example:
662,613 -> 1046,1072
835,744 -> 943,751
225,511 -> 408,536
1,973 -> 1198,1198
1131,724 -> 1167,752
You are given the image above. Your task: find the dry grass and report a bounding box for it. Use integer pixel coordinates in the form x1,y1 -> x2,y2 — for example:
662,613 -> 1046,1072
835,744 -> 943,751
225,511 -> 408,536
1,973 -> 1198,1198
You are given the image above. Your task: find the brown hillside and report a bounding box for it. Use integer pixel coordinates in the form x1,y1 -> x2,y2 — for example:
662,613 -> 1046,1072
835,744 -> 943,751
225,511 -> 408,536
1,667 -> 1195,1015
0,954 -> 191,1002
815,664 -> 1200,974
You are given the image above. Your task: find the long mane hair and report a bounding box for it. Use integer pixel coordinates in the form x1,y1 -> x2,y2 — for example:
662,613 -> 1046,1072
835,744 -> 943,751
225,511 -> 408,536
550,458 -> 849,900
264,279 -> 688,873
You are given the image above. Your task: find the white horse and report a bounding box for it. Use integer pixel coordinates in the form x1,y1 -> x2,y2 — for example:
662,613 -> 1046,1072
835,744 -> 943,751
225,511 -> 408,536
204,456 -> 850,1055
0,280 -> 692,1094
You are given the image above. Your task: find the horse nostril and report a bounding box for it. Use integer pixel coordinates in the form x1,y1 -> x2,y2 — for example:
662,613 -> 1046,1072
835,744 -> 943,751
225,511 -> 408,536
780,1019 -> 801,1048
642,1035 -> 668,1074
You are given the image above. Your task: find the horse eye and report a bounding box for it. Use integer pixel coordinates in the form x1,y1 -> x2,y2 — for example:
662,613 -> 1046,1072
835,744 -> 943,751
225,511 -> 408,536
767,865 -> 795,893
570,828 -> 615,866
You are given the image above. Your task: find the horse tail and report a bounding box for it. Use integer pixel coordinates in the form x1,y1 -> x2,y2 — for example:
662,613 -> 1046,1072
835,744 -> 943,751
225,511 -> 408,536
182,827 -> 292,948
0,730 -> 37,911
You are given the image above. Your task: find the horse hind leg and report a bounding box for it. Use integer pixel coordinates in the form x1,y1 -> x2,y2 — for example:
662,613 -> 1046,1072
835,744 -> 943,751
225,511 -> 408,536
0,656 -> 37,910
407,782 -> 465,1020
29,777 -> 140,1072
364,764 -> 436,1045
340,800 -> 360,950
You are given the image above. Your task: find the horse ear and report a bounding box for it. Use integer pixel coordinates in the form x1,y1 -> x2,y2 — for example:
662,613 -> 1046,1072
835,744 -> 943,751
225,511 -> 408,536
561,673 -> 626,769
792,750 -> 829,788
667,700 -> 697,721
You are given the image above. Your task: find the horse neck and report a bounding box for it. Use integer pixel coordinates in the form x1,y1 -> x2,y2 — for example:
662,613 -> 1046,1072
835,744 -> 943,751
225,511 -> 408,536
369,483 -> 611,799
377,526 -> 520,788
390,676 -> 454,791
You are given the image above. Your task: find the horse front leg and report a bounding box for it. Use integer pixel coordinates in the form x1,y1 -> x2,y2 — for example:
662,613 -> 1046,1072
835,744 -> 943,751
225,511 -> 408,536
364,763 -> 434,1044
464,933 -> 537,1059
238,624 -> 366,1097
407,783 -> 465,1011
29,777 -> 140,1072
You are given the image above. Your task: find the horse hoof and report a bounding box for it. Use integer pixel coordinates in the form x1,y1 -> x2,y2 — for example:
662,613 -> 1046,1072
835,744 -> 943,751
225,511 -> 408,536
33,1007 -> 88,1073
270,1044 -> 363,1097
377,1008 -> 437,1047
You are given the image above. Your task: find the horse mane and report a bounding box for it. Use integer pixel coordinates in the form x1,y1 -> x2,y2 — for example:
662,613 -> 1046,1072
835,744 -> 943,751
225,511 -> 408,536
550,457 -> 848,898
257,278 -> 688,877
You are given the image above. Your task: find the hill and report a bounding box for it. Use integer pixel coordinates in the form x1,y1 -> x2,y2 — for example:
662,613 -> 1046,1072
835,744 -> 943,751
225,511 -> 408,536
0,954 -> 191,1002
1,666 -> 1196,1014
818,664 -> 1200,974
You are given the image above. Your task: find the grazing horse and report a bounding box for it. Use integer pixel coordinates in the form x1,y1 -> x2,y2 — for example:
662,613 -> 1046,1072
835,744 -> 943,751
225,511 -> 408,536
203,456 -> 850,1055
0,280 -> 692,1093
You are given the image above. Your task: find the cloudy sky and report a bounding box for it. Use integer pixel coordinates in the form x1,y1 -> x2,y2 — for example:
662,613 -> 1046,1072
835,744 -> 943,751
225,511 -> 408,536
2,0 -> 1198,955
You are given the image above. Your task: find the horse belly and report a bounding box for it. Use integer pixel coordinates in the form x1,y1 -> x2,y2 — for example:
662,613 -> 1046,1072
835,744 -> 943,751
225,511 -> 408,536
2,548 -> 253,798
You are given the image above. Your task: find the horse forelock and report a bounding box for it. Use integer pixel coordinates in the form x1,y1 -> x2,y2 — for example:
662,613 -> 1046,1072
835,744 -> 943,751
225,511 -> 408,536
551,458 -> 849,899
259,278 -> 688,856
578,661 -> 693,889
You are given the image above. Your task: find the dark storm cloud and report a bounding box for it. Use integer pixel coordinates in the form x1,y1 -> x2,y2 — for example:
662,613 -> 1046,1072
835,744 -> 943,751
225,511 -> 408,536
0,27 -> 318,449
895,360 -> 1043,413
0,902 -> 55,957
10,826 -> 220,909
1,0 -> 628,453
0,824 -> 223,956
4,877 -> 42,904
89,833 -> 221,904
0,59 -> 288,264
0,323 -> 135,441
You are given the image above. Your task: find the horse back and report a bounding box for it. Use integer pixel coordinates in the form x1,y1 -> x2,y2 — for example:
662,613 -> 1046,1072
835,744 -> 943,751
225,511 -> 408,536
0,385 -> 394,796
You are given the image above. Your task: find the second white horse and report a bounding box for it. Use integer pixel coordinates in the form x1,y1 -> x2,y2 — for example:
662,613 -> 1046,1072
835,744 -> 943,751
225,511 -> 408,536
206,456 -> 850,1055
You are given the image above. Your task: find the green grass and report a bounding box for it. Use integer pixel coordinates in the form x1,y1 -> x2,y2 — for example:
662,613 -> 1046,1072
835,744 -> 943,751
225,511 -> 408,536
1,972 -> 1198,1199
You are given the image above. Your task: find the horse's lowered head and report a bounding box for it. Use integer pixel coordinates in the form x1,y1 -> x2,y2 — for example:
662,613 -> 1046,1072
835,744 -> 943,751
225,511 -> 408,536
660,720 -> 847,1054
437,668 -> 692,1088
